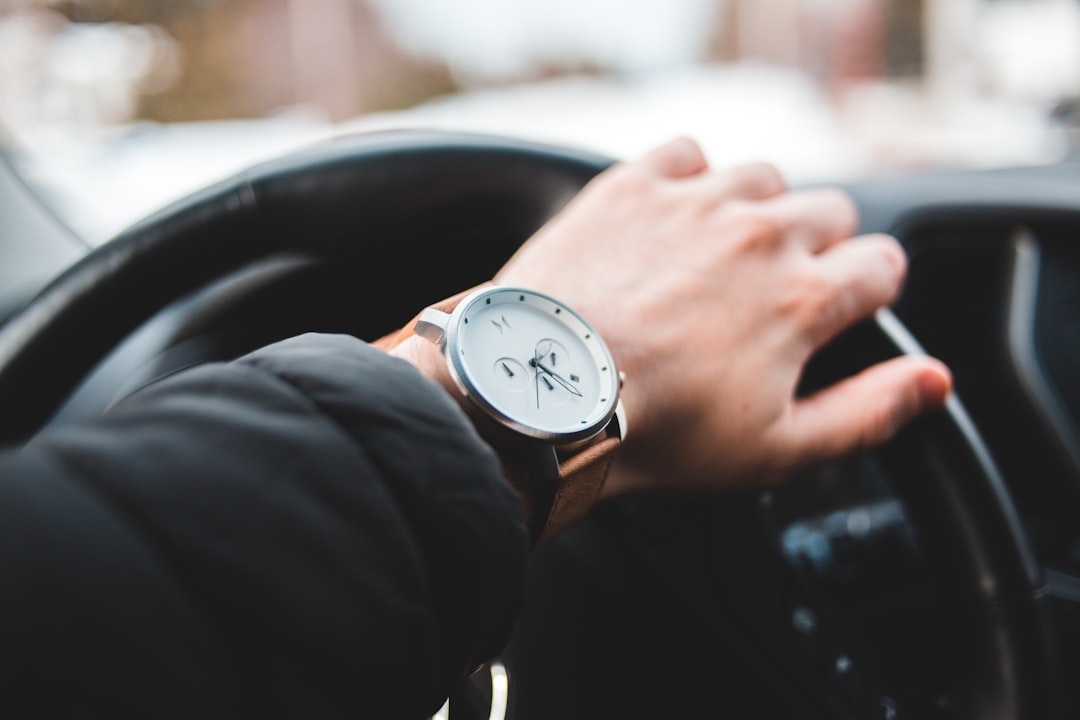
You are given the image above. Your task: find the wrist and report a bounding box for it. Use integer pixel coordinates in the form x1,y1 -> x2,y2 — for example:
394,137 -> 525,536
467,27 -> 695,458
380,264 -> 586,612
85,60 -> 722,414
388,334 -> 454,394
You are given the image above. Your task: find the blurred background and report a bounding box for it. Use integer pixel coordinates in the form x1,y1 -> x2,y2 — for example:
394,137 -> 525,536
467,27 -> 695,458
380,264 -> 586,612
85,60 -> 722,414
1,0 -> 1079,244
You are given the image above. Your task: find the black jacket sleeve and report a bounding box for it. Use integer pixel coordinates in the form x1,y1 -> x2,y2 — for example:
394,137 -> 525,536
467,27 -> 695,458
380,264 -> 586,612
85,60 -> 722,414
0,334 -> 529,719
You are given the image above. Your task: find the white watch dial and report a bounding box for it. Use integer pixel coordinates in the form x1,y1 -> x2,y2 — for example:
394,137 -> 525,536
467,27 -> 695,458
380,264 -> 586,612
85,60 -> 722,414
446,287 -> 619,442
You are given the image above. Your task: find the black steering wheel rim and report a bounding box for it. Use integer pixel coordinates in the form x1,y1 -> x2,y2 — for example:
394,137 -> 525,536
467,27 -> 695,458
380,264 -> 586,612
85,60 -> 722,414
0,130 -> 1055,718
796,309 -> 1053,718
0,130 -> 613,446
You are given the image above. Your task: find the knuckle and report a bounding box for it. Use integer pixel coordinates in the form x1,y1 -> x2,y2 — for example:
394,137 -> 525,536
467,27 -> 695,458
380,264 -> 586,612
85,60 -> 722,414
669,136 -> 707,168
821,285 -> 860,334
800,272 -> 837,316
817,188 -> 859,234
740,161 -> 785,194
778,265 -> 832,321
720,204 -> 785,253
790,265 -> 864,339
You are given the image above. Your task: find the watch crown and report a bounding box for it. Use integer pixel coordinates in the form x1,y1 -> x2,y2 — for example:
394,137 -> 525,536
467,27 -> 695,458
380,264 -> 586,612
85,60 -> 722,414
618,371 -> 626,389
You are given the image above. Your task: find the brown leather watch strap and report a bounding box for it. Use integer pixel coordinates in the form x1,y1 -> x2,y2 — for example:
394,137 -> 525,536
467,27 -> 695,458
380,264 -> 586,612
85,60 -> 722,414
536,434 -> 621,545
371,284 -> 489,352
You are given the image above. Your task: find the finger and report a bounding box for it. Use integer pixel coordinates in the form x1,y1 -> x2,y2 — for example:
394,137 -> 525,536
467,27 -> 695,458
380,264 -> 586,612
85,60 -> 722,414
636,137 -> 709,179
758,188 -> 858,253
779,355 -> 952,467
804,234 -> 907,347
690,161 -> 786,202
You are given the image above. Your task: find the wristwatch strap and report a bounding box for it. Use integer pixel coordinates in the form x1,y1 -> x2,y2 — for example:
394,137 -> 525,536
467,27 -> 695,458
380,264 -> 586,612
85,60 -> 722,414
372,286 -> 622,546
371,285 -> 488,352
537,434 -> 620,544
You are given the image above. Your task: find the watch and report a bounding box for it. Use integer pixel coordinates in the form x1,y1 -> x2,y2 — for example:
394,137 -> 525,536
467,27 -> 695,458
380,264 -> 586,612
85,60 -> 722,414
413,285 -> 626,543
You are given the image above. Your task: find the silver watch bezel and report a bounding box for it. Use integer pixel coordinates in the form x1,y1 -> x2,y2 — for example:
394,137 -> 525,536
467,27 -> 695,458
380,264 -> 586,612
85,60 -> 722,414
441,286 -> 621,444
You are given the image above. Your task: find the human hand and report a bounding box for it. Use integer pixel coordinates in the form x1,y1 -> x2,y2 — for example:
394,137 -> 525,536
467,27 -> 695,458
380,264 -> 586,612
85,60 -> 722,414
495,138 -> 951,497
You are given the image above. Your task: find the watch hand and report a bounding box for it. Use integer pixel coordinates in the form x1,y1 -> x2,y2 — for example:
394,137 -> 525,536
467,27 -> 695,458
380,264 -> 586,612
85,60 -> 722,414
530,359 -> 583,397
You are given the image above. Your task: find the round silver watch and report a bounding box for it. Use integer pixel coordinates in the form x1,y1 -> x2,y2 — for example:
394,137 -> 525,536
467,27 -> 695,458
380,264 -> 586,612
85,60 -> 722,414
414,285 -> 625,444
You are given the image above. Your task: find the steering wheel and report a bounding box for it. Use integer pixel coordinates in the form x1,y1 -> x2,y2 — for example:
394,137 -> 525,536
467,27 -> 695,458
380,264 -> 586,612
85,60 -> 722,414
0,131 -> 1056,719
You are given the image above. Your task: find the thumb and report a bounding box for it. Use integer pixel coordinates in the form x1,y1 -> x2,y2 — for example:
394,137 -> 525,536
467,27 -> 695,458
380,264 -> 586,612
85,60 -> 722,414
781,355 -> 952,466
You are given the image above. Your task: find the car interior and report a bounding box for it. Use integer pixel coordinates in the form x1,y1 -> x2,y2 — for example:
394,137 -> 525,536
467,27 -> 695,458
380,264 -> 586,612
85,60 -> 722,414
0,129 -> 1077,719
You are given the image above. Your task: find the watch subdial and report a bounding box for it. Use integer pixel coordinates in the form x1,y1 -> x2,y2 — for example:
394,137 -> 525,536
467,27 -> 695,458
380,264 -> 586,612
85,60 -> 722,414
535,338 -> 570,368
492,357 -> 530,392
534,367 -> 571,406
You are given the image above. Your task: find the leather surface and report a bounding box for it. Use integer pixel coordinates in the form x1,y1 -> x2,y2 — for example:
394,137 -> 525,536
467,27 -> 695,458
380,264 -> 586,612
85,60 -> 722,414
537,435 -> 621,545
371,285 -> 486,352
0,150 -> 87,323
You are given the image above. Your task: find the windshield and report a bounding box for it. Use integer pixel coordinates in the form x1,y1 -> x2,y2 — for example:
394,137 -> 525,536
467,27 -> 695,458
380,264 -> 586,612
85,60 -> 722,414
1,0 -> 1077,245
